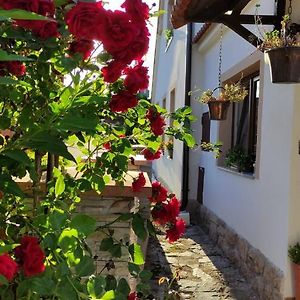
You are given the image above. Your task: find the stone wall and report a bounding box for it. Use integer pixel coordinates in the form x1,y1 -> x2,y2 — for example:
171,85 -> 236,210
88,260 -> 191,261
198,205 -> 284,300
77,194 -> 150,279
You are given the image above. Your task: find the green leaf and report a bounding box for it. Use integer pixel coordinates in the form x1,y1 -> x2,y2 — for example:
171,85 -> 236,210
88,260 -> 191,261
49,210 -> 67,231
0,77 -> 32,88
87,276 -> 106,299
54,0 -> 69,6
56,114 -> 99,132
0,275 -> 8,286
183,133 -> 196,147
128,263 -> 140,277
100,237 -> 114,252
116,278 -> 130,296
0,175 -> 24,197
75,255 -> 96,277
0,244 -> 19,254
101,290 -> 115,300
128,244 -> 145,266
139,270 -> 152,281
0,9 -> 50,20
110,243 -> 122,258
70,214 -> 96,237
147,220 -> 156,237
32,276 -> 56,296
23,131 -> 75,162
1,150 -> 32,166
55,175 -> 65,197
0,50 -> 33,62
58,228 -> 78,253
132,214 -> 147,241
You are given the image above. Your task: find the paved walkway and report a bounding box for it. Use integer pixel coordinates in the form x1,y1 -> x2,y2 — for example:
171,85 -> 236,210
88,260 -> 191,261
145,225 -> 259,300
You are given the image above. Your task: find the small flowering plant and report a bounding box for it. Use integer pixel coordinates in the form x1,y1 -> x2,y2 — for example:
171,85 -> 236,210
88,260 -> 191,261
258,14 -> 300,51
0,0 -> 197,299
199,82 -> 248,104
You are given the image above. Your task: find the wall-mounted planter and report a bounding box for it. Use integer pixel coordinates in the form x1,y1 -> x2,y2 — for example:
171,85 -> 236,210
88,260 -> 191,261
267,47 -> 300,83
208,100 -> 230,121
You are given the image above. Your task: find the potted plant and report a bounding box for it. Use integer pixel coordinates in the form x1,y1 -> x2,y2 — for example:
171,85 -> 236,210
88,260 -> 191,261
259,15 -> 300,83
288,243 -> 300,299
199,82 -> 248,121
224,145 -> 254,173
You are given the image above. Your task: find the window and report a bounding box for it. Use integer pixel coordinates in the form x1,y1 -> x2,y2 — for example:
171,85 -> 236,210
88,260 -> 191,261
226,72 -> 260,173
231,73 -> 259,158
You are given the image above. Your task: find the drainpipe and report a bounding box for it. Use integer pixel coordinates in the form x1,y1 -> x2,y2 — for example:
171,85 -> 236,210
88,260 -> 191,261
181,22 -> 193,211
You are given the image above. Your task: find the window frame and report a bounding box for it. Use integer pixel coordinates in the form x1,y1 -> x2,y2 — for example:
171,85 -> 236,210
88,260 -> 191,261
217,51 -> 264,178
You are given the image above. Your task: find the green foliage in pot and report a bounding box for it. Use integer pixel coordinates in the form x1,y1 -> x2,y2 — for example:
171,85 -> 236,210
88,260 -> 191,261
289,243 -> 300,265
225,146 -> 254,173
258,14 -> 300,51
199,82 -> 248,104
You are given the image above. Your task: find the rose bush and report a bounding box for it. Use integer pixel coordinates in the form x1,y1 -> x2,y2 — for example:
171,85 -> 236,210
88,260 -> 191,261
0,0 -> 197,299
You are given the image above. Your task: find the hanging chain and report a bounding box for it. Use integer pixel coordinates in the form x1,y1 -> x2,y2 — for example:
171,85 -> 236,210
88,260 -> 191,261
288,0 -> 293,17
218,24 -> 223,87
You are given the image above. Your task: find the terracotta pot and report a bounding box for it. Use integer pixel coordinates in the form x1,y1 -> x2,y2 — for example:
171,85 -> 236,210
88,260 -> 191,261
293,263 -> 300,300
267,47 -> 300,83
208,100 -> 230,121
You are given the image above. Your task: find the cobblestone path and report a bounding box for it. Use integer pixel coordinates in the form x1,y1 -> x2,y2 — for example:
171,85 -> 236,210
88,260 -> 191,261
145,225 -> 259,300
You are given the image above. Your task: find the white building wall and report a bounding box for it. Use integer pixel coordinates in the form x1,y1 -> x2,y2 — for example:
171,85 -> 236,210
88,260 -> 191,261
188,0 -> 300,297
151,1 -> 187,198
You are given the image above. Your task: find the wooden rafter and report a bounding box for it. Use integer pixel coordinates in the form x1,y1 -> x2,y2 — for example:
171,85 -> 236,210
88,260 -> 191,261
171,0 -> 288,47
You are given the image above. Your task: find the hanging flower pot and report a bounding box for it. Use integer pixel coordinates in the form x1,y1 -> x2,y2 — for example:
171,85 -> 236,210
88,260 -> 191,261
267,47 -> 300,83
198,83 -> 248,121
208,100 -> 230,120
259,15 -> 300,83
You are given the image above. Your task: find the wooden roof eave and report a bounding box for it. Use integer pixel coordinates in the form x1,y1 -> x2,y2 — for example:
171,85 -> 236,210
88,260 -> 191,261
171,0 -> 288,48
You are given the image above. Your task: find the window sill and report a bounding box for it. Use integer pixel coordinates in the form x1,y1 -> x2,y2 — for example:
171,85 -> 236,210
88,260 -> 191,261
217,166 -> 256,180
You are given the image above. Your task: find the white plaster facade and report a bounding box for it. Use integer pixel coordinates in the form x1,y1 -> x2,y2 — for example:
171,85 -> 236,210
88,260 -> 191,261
152,0 -> 300,298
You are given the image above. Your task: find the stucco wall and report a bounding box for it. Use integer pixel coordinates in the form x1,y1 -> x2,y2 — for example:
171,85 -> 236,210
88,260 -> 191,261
151,1 -> 187,198
188,0 -> 300,297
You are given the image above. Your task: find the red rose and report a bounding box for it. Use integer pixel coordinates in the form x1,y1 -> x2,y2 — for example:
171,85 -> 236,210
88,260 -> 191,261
102,60 -> 126,83
165,197 -> 180,222
109,91 -> 138,113
32,21 -> 59,39
7,61 -> 26,76
0,253 -> 18,282
151,205 -> 169,225
113,26 -> 149,64
128,292 -> 139,300
131,172 -> 146,192
66,1 -> 107,41
15,236 -> 45,277
0,62 -> 7,76
2,0 -> 54,15
148,181 -> 168,203
103,142 -> 111,151
121,0 -> 149,22
142,148 -> 161,161
166,218 -> 186,243
38,0 -> 55,16
69,39 -> 94,60
101,10 -> 139,56
124,62 -> 149,94
147,108 -> 166,136
1,0 -> 39,12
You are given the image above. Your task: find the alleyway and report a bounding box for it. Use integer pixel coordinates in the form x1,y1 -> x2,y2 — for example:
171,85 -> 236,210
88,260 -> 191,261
145,225 -> 259,300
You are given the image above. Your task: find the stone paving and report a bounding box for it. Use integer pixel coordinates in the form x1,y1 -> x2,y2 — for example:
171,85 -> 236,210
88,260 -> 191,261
145,225 -> 259,300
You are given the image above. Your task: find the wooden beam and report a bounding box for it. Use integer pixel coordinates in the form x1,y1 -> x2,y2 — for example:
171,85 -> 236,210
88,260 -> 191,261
190,14 -> 278,25
231,0 -> 252,15
275,0 -> 286,29
223,20 -> 261,47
